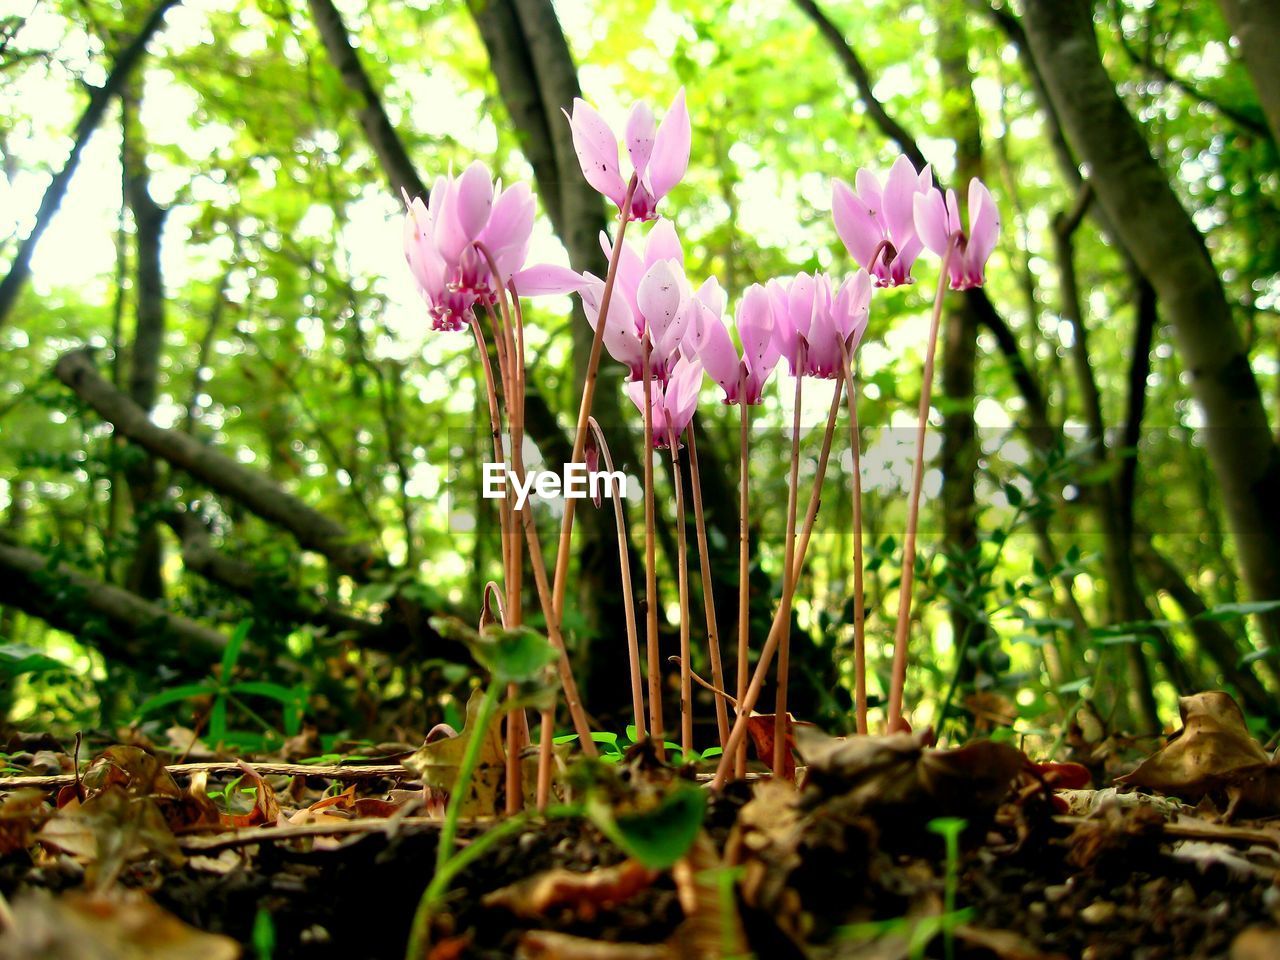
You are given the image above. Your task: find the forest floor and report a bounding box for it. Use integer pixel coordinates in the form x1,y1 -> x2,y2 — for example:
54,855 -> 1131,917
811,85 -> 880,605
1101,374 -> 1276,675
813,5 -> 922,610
1,691 -> 1279,959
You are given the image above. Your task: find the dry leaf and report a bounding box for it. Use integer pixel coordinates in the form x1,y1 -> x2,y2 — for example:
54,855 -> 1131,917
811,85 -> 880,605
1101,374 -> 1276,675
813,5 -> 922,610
220,762 -> 280,828
81,747 -> 181,802
516,931 -> 670,959
670,832 -> 748,960
0,788 -> 51,856
0,888 -> 239,960
482,859 -> 657,920
1231,925 -> 1280,960
403,689 -> 505,817
37,786 -> 182,886
1118,691 -> 1270,801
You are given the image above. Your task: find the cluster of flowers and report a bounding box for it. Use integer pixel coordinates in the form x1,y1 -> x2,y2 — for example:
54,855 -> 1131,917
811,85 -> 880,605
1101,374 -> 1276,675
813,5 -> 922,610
402,89 -> 999,432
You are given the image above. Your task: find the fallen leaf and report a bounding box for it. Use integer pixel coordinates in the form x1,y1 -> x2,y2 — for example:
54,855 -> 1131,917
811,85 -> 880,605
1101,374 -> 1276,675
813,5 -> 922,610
1118,691 -> 1268,801
0,888 -> 239,960
1231,925 -> 1280,960
81,746 -> 181,802
745,713 -> 803,780
0,788 -> 50,856
403,689 -> 505,817
37,786 -> 182,885
219,762 -> 280,828
956,924 -> 1069,959
670,832 -> 748,960
482,859 -> 657,920
515,931 -> 670,959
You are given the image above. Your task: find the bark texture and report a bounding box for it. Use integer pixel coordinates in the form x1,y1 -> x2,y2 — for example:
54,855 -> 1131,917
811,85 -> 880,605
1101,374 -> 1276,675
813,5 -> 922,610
1217,0 -> 1280,145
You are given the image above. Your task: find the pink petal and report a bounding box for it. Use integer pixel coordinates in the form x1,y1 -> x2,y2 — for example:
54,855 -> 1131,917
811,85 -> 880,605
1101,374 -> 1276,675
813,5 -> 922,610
664,354 -> 704,436
625,101 -> 656,176
690,302 -> 739,399
854,168 -> 884,222
694,275 -> 725,320
511,263 -> 589,296
645,88 -> 691,201
967,178 -> 1000,270
455,161 -> 495,241
565,100 -> 627,208
883,155 -> 921,248
636,259 -> 683,340
832,178 -> 883,271
644,218 -> 684,269
913,189 -> 950,256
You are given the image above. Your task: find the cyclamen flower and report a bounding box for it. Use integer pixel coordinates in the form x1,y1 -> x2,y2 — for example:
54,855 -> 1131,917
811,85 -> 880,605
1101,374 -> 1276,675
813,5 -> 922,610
515,219 -> 698,382
832,155 -> 932,287
565,90 -> 691,222
684,283 -> 780,405
913,179 -> 1000,290
402,161 -> 535,331
768,272 -> 873,379
626,354 -> 705,449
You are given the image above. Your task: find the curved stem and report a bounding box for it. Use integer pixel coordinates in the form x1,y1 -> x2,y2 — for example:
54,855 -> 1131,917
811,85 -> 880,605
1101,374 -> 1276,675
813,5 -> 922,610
550,177 -> 639,626
838,337 -> 868,735
588,416 -> 645,738
790,379 -> 844,584
685,420 -> 729,749
640,336 -> 664,757
773,349 -> 806,779
669,427 -> 693,756
887,240 -> 955,731
735,371 -> 751,779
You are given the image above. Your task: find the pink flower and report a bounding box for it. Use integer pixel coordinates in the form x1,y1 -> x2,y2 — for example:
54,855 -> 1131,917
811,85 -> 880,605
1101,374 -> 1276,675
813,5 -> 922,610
913,178 -> 1000,290
767,272 -> 872,380
626,354 -> 705,449
685,282 -> 782,406
401,161 -> 535,331
832,155 -> 932,287
565,90 -> 691,221
514,219 -> 694,382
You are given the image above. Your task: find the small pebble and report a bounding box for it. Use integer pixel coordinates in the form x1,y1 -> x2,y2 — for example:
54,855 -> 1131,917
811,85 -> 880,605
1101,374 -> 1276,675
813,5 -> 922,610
1080,901 -> 1118,926
1044,883 -> 1071,904
1171,883 -> 1196,909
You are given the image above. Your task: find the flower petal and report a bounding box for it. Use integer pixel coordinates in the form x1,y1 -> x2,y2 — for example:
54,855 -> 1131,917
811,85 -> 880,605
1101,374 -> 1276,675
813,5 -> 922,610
455,160 -> 495,241
565,100 -> 626,208
645,88 -> 691,201
511,263 -> 589,296
912,188 -> 950,256
644,218 -> 684,269
967,177 -> 1000,270
636,259 -> 683,340
625,101 -> 656,176
833,178 -> 882,271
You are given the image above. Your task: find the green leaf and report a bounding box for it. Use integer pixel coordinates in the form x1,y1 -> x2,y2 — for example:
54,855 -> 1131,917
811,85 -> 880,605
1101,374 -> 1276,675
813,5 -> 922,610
0,644 -> 69,677
221,619 -> 253,678
589,782 -> 707,870
1196,600 -> 1280,622
135,682 -> 218,716
230,681 -> 304,705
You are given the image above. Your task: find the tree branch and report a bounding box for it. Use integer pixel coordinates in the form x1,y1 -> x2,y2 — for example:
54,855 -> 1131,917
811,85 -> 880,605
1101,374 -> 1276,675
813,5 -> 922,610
0,0 -> 182,327
53,348 -> 381,579
0,537 -> 225,663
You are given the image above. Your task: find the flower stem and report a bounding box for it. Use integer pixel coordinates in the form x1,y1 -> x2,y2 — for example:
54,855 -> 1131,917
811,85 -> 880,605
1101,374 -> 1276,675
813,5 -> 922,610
587,416 -> 646,739
838,338 -> 868,735
685,420 -> 729,750
640,335 -> 664,758
773,348 -> 806,779
887,240 -> 955,732
735,369 -> 750,778
549,178 -> 638,626
668,427 -> 693,757
711,371 -> 841,790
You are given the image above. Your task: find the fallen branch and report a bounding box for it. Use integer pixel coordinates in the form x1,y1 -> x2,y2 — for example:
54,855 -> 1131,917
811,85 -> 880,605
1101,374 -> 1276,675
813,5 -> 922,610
0,760 -> 410,791
54,348 -> 380,578
0,537 -> 226,662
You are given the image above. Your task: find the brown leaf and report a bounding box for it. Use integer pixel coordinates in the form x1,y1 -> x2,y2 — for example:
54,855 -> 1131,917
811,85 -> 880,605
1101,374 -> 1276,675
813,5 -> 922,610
745,713 -> 804,780
482,859 -> 657,920
81,746 -> 181,801
1118,691 -> 1269,801
515,931 -> 670,960
0,888 -> 239,960
403,689 -> 505,818
1231,925 -> 1280,960
36,787 -> 182,888
956,924 -> 1069,960
670,832 -> 749,960
919,740 -> 1026,813
0,789 -> 51,856
220,762 -> 280,828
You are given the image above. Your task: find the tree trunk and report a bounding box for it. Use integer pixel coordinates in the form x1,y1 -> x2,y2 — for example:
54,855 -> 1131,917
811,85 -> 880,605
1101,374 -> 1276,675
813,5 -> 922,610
1023,0 -> 1280,648
0,0 -> 181,328
121,85 -> 168,600
1217,0 -> 1280,145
